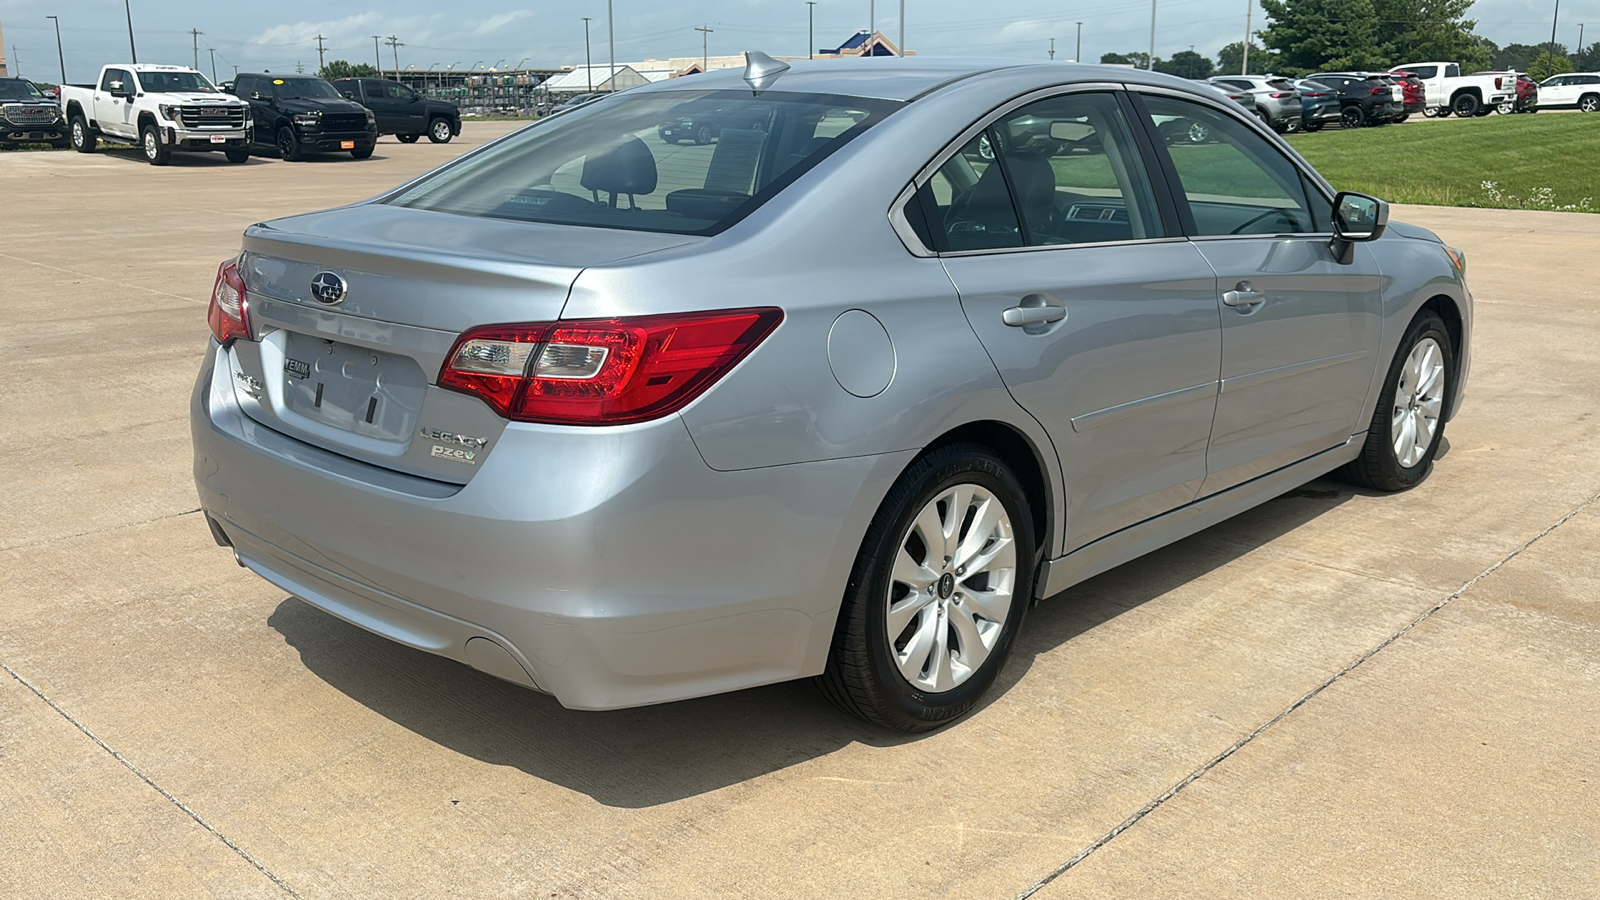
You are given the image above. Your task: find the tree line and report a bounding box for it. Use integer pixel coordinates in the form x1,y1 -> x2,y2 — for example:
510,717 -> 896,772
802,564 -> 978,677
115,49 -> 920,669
1101,0 -> 1599,80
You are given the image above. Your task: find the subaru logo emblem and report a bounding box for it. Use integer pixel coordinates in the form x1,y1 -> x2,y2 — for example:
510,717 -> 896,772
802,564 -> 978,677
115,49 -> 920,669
309,271 -> 347,305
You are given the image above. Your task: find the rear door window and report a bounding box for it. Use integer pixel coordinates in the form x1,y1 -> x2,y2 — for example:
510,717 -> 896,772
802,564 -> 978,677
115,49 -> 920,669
390,90 -> 899,235
1408,65 -> 1438,79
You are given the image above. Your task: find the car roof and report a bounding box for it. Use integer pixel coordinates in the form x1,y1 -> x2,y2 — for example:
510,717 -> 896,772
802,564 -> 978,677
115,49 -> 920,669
624,57 -> 1227,103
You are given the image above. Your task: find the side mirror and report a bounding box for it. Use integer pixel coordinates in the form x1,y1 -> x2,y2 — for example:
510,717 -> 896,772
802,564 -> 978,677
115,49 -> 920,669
1330,191 -> 1388,263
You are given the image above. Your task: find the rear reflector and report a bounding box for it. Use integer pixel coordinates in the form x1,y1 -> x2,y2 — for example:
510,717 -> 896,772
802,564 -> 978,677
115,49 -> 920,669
207,259 -> 253,345
439,308 -> 783,425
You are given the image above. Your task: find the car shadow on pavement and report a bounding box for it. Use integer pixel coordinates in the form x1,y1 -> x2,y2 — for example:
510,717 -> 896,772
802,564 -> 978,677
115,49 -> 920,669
268,476 -> 1355,808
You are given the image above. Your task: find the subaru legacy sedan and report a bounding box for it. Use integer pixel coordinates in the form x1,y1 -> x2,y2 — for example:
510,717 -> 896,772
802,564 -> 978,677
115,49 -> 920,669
193,55 -> 1471,731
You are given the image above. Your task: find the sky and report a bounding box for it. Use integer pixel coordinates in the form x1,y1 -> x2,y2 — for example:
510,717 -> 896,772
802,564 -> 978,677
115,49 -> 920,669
1,0 -> 1595,84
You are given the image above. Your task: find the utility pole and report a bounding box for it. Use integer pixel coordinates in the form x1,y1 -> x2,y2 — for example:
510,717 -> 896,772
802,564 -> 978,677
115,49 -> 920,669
695,25 -> 713,73
899,0 -> 905,53
1550,0 -> 1562,73
1242,0 -> 1252,74
607,0 -> 615,92
190,28 -> 203,70
387,36 -> 402,75
124,0 -> 138,63
296,61 -> 304,74
1148,0 -> 1158,70
1049,38 -> 1055,60
1075,22 -> 1082,63
583,17 -> 593,91
373,35 -> 383,76
1580,23 -> 1586,52
208,47 -> 217,83
315,34 -> 327,72
808,2 -> 817,59
47,16 -> 66,84
9,47 -> 18,78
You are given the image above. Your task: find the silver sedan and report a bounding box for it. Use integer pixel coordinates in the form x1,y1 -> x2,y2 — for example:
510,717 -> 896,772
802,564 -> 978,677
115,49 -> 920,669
192,55 -> 1472,731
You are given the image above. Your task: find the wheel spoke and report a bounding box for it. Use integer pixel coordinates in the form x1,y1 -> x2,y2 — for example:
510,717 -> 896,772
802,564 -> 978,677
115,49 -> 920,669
928,615 -> 956,692
887,590 -> 933,638
892,546 -> 937,591
948,602 -> 992,672
910,502 -> 950,568
954,495 -> 1005,570
1393,412 -> 1417,464
1417,395 -> 1444,418
895,611 -> 940,685
958,536 -> 1016,588
942,485 -> 976,561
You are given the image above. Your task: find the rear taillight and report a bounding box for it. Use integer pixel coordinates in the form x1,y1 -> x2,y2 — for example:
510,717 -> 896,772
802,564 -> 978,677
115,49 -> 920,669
439,308 -> 783,425
1369,87 -> 1385,95
1269,91 -> 1295,98
1495,76 -> 1504,89
207,259 -> 252,345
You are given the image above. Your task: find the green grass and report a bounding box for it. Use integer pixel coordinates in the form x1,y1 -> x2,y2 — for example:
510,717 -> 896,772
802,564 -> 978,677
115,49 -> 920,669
1286,114 -> 1600,212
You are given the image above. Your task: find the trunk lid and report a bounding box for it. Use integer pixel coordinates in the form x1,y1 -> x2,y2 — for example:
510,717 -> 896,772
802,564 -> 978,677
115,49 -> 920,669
229,204 -> 700,483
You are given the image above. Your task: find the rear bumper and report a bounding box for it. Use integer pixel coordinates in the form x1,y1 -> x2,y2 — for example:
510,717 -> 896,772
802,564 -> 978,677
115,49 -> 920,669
192,342 -> 901,710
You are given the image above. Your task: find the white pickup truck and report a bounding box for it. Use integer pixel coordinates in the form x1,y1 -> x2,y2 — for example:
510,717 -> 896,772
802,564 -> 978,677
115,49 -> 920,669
60,64 -> 252,165
1390,62 -> 1516,118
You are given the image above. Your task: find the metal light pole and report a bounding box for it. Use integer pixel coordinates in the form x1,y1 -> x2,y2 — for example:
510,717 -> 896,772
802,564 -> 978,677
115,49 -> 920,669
808,2 -> 816,59
695,25 -> 713,72
607,0 -> 615,93
1075,22 -> 1082,63
1148,0 -> 1157,70
124,0 -> 138,63
1241,0 -> 1252,74
46,16 -> 66,84
583,17 -> 593,91
1049,38 -> 1055,60
374,36 -> 384,75
899,0 -> 905,53
208,48 -> 217,83
1550,0 -> 1562,73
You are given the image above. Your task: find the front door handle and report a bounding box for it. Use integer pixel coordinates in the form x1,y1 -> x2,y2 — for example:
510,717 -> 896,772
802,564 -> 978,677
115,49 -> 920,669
1002,304 -> 1067,327
1222,281 -> 1266,308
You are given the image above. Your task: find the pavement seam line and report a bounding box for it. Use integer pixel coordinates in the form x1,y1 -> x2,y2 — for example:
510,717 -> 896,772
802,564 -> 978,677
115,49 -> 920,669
0,251 -> 203,304
0,508 -> 203,555
0,659 -> 302,899
1014,487 -> 1600,900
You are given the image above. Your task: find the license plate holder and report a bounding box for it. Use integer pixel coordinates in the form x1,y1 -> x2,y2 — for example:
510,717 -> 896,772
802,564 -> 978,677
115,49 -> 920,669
280,334 -> 427,443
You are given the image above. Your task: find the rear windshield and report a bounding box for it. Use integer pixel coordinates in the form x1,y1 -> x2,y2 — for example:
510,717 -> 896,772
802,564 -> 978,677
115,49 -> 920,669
387,89 -> 900,235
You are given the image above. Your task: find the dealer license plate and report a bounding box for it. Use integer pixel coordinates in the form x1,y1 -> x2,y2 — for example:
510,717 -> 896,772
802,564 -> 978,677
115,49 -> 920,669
209,135 -> 226,143
340,140 -> 355,149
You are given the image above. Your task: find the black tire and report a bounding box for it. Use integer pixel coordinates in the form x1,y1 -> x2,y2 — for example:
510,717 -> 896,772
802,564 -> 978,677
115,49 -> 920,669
817,443 -> 1037,732
1340,105 -> 1365,129
1451,92 -> 1480,117
397,133 -> 420,144
694,125 -> 713,144
1580,94 -> 1600,113
428,118 -> 453,143
140,122 -> 171,166
277,126 -> 303,161
70,115 -> 97,153
224,147 -> 250,163
1397,113 -> 1410,122
1341,310 -> 1454,492
1304,121 -> 1324,132
350,146 -> 373,159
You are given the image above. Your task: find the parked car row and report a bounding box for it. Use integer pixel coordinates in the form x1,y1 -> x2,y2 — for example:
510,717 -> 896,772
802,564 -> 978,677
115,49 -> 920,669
50,63 -> 460,165
1200,62 -> 1600,135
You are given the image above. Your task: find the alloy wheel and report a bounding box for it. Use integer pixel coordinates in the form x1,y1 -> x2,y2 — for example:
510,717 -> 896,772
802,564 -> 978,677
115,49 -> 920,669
1186,121 -> 1210,143
1582,96 -> 1600,113
1391,337 -> 1446,468
143,131 -> 157,159
886,484 -> 1017,693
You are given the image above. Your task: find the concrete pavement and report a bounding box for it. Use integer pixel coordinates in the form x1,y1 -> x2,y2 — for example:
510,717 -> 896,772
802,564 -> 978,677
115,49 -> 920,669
2,125 -> 1597,898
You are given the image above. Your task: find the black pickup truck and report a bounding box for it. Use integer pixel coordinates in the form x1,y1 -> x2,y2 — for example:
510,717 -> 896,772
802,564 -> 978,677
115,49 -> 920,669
0,77 -> 69,149
230,74 -> 378,160
332,77 -> 460,144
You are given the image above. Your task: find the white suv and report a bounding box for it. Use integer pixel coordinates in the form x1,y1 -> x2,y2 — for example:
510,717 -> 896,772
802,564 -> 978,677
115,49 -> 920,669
1535,73 -> 1600,112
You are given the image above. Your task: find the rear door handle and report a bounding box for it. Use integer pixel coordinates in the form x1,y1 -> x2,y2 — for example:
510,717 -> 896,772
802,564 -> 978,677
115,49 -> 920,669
1222,281 -> 1266,308
1002,304 -> 1067,326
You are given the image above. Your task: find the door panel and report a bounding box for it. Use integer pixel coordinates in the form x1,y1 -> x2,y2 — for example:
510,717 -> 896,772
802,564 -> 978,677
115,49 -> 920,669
921,91 -> 1222,550
1135,91 -> 1383,493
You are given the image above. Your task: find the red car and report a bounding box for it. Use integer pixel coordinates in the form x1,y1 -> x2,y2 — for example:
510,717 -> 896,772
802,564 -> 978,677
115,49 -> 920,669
1388,71 -> 1427,117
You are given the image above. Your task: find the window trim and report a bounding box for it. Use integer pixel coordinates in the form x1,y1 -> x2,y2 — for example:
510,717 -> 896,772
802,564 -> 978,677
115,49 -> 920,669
1124,84 -> 1340,242
888,82 -> 1189,258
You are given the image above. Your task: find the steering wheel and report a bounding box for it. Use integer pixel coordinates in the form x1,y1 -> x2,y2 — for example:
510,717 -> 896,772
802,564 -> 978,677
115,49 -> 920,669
1229,206 -> 1303,235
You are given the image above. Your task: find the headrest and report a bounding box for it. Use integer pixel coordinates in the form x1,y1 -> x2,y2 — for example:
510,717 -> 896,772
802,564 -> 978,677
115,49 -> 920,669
581,135 -> 658,197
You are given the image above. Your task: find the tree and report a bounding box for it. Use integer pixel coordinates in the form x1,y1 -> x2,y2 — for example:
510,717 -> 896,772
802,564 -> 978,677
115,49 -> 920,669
1527,50 -> 1574,81
1100,51 -> 1151,68
1259,0 -> 1388,75
1373,0 -> 1489,71
1574,42 -> 1600,72
1156,50 -> 1216,79
1493,42 -> 1546,72
319,60 -> 379,80
1217,41 -> 1276,75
